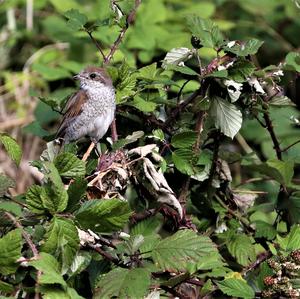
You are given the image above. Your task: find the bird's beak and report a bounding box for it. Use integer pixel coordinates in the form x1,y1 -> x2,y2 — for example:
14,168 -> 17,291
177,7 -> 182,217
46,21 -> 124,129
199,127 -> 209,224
73,74 -> 80,80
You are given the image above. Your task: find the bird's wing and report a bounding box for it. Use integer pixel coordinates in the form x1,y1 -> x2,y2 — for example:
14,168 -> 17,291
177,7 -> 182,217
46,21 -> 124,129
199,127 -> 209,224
56,89 -> 88,138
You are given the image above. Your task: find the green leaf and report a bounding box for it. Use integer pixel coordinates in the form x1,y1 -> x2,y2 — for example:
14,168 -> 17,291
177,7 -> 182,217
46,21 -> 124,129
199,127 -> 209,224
210,96 -> 243,139
223,39 -> 264,57
0,133 -> 22,166
151,230 -> 218,271
0,280 -> 14,293
227,234 -> 256,266
276,225 -> 300,251
217,278 -> 255,298
285,52 -> 300,72
96,267 -> 151,298
0,229 -> 22,275
172,131 -> 197,148
164,64 -> 198,76
138,63 -> 157,80
41,217 -> 79,273
162,47 -> 193,68
64,9 -> 88,31
29,252 -> 66,286
40,286 -> 84,299
266,159 -> 294,185
205,69 -> 228,78
131,215 -> 163,236
43,162 -> 69,214
0,201 -> 22,217
186,16 -> 223,49
75,199 -> 132,233
254,221 -> 277,240
269,96 -> 295,107
26,185 -> 47,214
0,174 -> 15,197
129,96 -> 157,112
54,152 -> 86,178
228,59 -> 256,82
172,149 -> 195,175
66,178 -> 87,212
281,192 -> 300,224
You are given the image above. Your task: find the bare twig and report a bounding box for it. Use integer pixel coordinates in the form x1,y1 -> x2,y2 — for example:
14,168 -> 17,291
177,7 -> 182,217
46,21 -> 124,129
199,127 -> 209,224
281,139 -> 300,152
242,251 -> 271,276
82,142 -> 96,162
4,212 -> 38,256
88,244 -> 128,268
104,0 -> 141,64
86,30 -> 106,61
263,112 -> 282,160
26,0 -> 33,31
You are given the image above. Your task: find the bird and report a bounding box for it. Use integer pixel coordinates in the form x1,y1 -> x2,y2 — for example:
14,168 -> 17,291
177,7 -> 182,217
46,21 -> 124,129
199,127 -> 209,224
56,66 -> 116,145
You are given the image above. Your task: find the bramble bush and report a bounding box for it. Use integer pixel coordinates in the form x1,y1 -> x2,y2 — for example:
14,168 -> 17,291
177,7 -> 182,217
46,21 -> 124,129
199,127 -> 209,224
0,1 -> 300,298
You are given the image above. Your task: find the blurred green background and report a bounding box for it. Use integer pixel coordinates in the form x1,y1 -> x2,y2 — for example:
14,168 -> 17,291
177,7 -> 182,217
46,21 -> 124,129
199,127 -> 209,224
0,0 -> 299,193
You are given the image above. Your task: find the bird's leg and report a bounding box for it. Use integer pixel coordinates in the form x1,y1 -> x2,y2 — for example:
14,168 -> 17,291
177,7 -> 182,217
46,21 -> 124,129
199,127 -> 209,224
82,141 -> 96,162
92,138 -> 102,157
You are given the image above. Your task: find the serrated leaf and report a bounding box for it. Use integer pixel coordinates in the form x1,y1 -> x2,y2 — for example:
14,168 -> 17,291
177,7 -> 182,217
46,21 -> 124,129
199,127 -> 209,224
227,234 -> 256,266
162,47 -> 193,68
151,230 -> 218,271
284,52 -> 300,72
228,59 -> 256,82
186,16 -> 223,49
138,63 -> 157,80
29,252 -> 66,286
130,96 -> 157,112
64,9 -> 88,31
217,278 -> 255,298
0,134 -> 22,166
40,286 -> 84,299
171,131 -> 197,148
0,174 -> 15,197
68,251 -> 91,277
54,152 -> 86,178
43,162 -> 68,213
0,280 -> 14,293
269,96 -> 295,107
96,267 -> 151,299
26,185 -> 47,214
223,39 -> 264,57
0,229 -> 22,275
164,64 -> 198,76
254,221 -> 277,240
75,199 -> 132,233
276,225 -> 300,251
172,149 -> 195,175
131,215 -> 163,236
41,217 -> 79,273
210,96 -> 242,139
66,178 -> 87,212
0,201 -> 22,217
266,159 -> 294,185
206,69 -> 228,78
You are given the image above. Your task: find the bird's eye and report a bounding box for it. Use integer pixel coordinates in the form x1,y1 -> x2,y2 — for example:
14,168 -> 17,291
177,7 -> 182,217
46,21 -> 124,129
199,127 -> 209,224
89,73 -> 97,79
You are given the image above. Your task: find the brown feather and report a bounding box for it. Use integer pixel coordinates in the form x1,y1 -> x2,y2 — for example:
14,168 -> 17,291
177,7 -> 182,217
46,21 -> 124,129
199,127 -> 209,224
56,89 -> 88,138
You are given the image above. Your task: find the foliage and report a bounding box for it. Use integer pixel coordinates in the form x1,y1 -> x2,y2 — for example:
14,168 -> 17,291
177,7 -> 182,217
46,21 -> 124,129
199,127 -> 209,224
0,0 -> 300,298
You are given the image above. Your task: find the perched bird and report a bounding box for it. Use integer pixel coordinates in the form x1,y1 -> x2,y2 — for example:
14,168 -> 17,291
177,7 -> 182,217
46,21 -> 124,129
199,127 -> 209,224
56,66 -> 116,144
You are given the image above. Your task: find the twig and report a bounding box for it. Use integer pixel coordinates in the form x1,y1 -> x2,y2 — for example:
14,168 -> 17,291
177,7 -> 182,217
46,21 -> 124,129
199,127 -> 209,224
207,133 -> 220,195
4,212 -> 41,299
263,112 -> 282,160
242,251 -> 271,276
104,0 -> 141,64
280,139 -> 300,152
86,30 -> 106,61
4,212 -> 38,256
177,80 -> 191,104
26,0 -> 33,31
165,88 -> 202,126
0,116 -> 34,130
88,244 -> 128,268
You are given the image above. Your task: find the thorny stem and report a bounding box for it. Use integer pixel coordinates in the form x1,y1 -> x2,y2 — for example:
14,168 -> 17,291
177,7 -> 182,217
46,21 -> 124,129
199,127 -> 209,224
263,112 -> 282,160
86,30 -> 106,61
